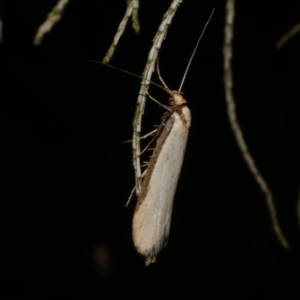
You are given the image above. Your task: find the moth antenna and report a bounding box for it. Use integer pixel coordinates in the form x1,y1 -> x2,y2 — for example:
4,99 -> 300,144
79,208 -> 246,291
156,58 -> 171,93
89,60 -> 169,94
178,8 -> 215,92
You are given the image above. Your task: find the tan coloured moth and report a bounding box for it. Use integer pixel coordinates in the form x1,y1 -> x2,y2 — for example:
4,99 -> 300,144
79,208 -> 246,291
132,86 -> 191,266
132,11 -> 215,265
92,9 -> 214,266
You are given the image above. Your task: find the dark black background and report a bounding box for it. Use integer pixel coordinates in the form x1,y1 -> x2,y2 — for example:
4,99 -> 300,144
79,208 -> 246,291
1,0 -> 300,297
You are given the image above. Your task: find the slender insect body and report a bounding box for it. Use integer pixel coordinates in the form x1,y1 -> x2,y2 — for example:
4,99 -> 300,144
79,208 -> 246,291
133,92 -> 191,257
93,8 -> 214,264
131,7 -> 214,262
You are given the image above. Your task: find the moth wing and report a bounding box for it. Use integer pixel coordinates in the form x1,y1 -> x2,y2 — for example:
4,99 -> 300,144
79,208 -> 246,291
133,110 -> 190,257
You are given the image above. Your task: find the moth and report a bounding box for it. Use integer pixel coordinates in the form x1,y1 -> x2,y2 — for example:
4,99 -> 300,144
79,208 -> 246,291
132,84 -> 191,265
133,12 -> 214,265
92,9 -> 214,266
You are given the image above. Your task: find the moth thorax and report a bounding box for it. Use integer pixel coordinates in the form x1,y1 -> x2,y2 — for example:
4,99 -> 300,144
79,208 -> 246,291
170,91 -> 187,106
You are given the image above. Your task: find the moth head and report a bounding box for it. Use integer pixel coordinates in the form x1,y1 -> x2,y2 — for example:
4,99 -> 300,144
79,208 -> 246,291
169,91 -> 187,107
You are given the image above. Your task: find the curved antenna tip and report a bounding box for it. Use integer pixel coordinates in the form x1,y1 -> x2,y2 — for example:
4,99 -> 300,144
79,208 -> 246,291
178,8 -> 215,92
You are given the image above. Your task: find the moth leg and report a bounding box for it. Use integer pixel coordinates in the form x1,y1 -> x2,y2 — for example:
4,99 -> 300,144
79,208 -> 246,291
140,129 -> 157,140
137,138 -> 156,158
127,91 -> 172,152
125,169 -> 147,207
146,91 -> 172,112
134,109 -> 172,160
123,129 -> 157,144
136,128 -> 162,159
125,186 -> 136,207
